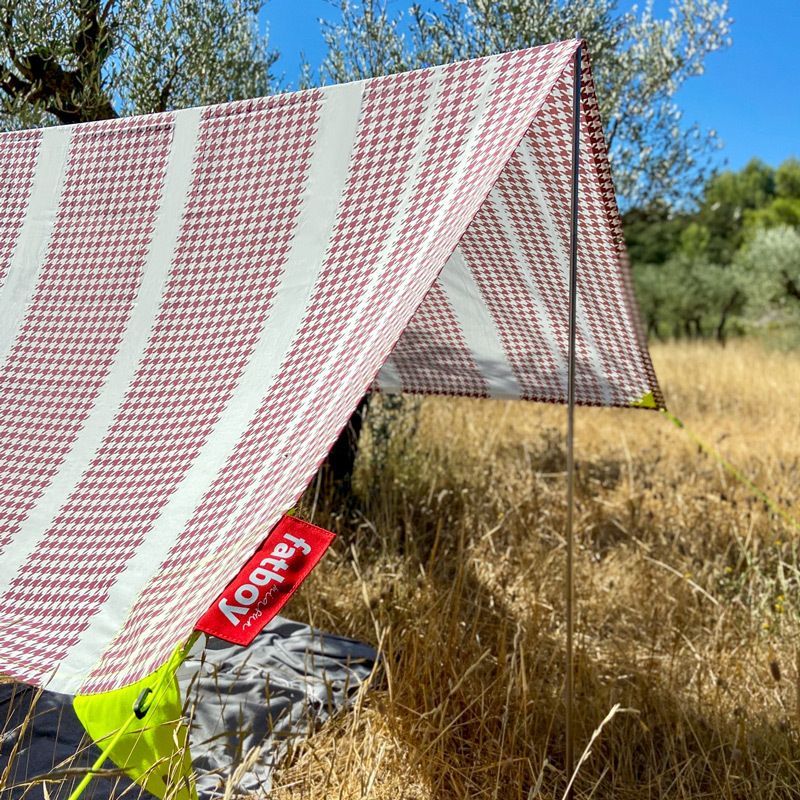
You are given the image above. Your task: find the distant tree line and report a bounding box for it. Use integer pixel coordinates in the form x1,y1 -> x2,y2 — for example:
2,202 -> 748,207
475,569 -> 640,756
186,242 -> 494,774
625,157 -> 800,343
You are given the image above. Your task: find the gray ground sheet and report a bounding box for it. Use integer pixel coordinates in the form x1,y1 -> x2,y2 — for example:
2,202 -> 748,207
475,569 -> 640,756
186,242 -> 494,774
0,617 -> 377,799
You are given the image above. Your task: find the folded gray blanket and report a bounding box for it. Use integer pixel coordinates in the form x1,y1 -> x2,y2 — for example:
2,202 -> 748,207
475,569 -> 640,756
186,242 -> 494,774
0,617 -> 377,799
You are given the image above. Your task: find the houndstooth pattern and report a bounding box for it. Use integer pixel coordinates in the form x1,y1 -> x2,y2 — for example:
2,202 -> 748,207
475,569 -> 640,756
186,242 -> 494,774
390,62 -> 661,407
0,116 -> 174,680
0,95 -> 322,686
0,130 -> 41,288
0,41 -> 661,693
82,66 -> 440,690
389,280 -> 489,397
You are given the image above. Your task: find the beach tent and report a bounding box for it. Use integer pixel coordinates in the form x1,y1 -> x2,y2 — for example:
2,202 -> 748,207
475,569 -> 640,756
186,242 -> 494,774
0,36 -> 661,794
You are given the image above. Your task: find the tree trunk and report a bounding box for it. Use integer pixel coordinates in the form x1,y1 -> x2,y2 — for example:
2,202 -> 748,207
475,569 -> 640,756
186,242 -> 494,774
319,393 -> 369,501
715,290 -> 740,345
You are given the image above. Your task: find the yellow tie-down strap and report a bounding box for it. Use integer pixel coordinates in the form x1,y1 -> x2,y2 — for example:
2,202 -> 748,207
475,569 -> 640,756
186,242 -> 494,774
71,633 -> 198,800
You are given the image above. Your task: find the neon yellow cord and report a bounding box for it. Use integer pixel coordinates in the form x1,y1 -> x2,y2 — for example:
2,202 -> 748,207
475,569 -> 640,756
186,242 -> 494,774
661,408 -> 800,533
67,708 -> 140,800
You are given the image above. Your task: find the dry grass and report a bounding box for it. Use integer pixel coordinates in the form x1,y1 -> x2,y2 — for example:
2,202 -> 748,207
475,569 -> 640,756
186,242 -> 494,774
3,340 -> 799,800
274,339 -> 800,800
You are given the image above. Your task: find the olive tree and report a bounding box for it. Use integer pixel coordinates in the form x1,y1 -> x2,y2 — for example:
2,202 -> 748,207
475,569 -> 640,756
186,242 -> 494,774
319,0 -> 731,209
0,0 -> 277,128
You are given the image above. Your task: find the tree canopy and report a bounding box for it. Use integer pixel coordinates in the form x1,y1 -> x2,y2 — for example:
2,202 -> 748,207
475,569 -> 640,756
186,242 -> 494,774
318,0 -> 731,209
0,0 -> 277,128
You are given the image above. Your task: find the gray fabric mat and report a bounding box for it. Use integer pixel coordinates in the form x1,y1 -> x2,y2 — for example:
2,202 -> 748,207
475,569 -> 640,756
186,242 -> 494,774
0,617 -> 376,799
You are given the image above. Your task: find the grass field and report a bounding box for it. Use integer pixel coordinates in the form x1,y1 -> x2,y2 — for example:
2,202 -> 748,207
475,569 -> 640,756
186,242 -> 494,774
274,340 -> 800,799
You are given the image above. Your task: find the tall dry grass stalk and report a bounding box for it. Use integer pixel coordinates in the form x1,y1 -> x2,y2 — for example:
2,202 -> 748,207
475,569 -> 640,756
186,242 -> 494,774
273,340 -> 800,799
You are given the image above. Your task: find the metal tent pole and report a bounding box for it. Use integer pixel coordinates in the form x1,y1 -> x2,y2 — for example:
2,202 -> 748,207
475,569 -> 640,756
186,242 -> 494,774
564,40 -> 582,800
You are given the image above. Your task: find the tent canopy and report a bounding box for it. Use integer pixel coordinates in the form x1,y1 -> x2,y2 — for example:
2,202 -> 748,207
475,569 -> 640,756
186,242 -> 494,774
0,39 -> 660,695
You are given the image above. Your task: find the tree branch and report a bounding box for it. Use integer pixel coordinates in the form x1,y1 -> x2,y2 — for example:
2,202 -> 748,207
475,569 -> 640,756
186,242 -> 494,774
0,0 -> 117,123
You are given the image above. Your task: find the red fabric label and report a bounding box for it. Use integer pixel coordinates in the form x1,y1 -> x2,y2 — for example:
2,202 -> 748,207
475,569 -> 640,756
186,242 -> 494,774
195,516 -> 335,645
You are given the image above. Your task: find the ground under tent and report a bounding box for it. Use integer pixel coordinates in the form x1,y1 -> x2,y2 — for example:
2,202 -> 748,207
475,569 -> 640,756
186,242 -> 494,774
1,620 -> 376,798
0,38 -> 660,796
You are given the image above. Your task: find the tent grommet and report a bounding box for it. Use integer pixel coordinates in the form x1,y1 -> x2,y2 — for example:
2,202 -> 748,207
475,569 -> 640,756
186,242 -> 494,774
133,686 -> 153,719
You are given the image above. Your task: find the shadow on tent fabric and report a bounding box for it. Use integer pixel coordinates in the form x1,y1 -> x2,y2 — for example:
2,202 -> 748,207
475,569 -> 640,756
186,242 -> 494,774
0,617 -> 377,799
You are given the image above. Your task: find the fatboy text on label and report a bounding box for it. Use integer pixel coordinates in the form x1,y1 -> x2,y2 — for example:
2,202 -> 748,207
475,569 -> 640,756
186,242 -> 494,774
218,531 -> 311,626
196,515 -> 336,646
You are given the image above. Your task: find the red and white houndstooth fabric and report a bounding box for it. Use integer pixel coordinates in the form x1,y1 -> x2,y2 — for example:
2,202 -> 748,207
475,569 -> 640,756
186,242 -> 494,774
0,40 -> 660,693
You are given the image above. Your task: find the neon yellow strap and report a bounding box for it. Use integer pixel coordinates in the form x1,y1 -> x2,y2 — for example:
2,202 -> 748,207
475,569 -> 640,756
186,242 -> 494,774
661,408 -> 800,532
631,391 -> 659,409
68,632 -> 199,800
67,707 -> 140,800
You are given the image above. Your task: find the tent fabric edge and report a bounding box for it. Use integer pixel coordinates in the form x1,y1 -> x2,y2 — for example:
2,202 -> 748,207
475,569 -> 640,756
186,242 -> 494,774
375,39 -> 583,397
578,48 -> 665,410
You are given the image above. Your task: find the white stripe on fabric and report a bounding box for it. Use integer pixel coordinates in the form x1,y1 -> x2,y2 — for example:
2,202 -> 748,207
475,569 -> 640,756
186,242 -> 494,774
51,83 -> 368,693
376,357 -> 403,393
95,66 -> 454,682
515,136 -> 613,404
0,126 -> 71,369
491,189 -> 569,393
439,247 -> 522,398
0,111 -> 202,666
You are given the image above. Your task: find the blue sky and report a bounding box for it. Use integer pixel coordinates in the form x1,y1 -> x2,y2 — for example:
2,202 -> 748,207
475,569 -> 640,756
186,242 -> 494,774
261,0 -> 798,174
